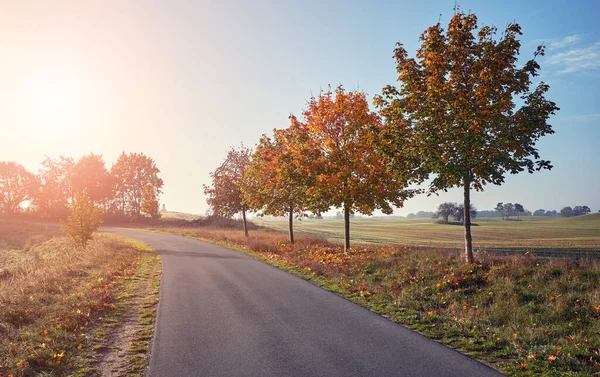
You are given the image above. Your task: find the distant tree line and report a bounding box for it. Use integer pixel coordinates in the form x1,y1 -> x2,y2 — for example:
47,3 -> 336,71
533,209 -> 560,217
559,205 -> 591,218
494,202 -> 527,220
0,152 -> 163,220
432,202 -> 477,223
406,205 -> 594,219
406,211 -> 436,219
478,209 -> 532,218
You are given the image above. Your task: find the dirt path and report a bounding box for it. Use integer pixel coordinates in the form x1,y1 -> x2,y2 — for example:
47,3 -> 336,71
86,239 -> 161,376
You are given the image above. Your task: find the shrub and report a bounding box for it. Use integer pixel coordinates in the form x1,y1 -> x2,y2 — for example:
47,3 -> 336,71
62,192 -> 102,249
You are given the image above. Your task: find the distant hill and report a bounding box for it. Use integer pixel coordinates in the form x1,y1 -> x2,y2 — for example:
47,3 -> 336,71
160,211 -> 202,221
563,212 -> 600,222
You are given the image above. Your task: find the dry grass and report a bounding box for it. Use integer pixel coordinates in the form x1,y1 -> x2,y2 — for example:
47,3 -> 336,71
0,222 -> 144,376
156,222 -> 600,376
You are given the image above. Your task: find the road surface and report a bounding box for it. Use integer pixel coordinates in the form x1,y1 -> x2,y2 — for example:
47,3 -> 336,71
104,228 -> 504,377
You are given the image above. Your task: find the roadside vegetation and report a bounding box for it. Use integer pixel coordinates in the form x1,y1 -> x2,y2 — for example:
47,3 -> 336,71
0,222 -> 160,376
155,219 -> 600,376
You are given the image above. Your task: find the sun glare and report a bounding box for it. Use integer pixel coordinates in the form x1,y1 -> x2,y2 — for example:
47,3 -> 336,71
24,68 -> 83,131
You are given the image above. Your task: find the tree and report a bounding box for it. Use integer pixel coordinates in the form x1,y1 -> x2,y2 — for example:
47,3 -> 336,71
62,192 -> 102,249
302,86 -> 417,251
572,205 -> 591,216
560,206 -> 573,218
70,154 -> 112,205
434,202 -> 457,222
503,203 -> 515,220
514,203 -> 524,220
204,145 -> 252,237
533,209 -> 546,216
34,156 -> 74,218
242,117 -> 327,244
141,184 -> 161,219
110,152 -> 163,217
0,161 -> 37,214
454,203 -> 477,223
376,13 -> 559,263
495,202 -> 504,219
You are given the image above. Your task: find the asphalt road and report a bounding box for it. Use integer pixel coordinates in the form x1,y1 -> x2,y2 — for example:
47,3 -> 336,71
104,228 -> 504,377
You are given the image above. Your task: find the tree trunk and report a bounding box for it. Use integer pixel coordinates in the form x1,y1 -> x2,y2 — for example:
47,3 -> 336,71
344,204 -> 351,252
463,176 -> 474,264
288,204 -> 294,245
241,208 -> 248,237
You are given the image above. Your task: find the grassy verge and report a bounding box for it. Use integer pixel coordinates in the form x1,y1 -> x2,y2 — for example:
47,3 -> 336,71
154,224 -> 600,377
0,222 -> 160,377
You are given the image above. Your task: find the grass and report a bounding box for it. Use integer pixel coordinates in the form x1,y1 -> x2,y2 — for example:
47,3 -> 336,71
253,214 -> 600,254
159,210 -> 202,221
153,219 -> 600,376
0,221 -> 161,377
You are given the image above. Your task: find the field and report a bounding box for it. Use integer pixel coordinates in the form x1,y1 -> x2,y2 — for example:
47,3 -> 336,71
159,210 -> 202,221
253,214 -> 600,258
0,220 -> 160,376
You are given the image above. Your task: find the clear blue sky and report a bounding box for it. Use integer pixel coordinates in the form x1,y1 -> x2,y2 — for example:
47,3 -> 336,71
1,0 -> 598,215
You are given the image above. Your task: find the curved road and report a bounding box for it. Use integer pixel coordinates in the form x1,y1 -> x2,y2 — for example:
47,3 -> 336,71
105,228 -> 504,377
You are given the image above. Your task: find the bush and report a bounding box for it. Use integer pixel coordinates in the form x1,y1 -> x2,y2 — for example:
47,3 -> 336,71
62,192 -> 102,249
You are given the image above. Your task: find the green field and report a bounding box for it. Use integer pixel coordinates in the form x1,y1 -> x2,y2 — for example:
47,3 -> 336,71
254,213 -> 600,256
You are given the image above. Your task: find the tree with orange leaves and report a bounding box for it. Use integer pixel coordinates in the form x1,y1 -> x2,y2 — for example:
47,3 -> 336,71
375,12 -> 559,263
204,145 -> 252,237
242,116 -> 327,244
110,152 -> 163,218
0,161 -> 37,214
141,184 -> 161,219
70,153 -> 112,205
303,86 -> 417,251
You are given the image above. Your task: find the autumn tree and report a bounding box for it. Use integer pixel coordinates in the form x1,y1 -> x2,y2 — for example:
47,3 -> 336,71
204,145 -> 252,237
62,192 -> 102,249
34,156 -> 75,218
242,117 -> 327,244
110,152 -> 163,217
141,184 -> 161,219
70,154 -> 112,205
375,13 -> 559,263
303,86 -> 417,251
0,161 -> 37,214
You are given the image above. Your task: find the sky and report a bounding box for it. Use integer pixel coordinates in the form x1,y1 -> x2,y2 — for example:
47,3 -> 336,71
1,0 -> 599,216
